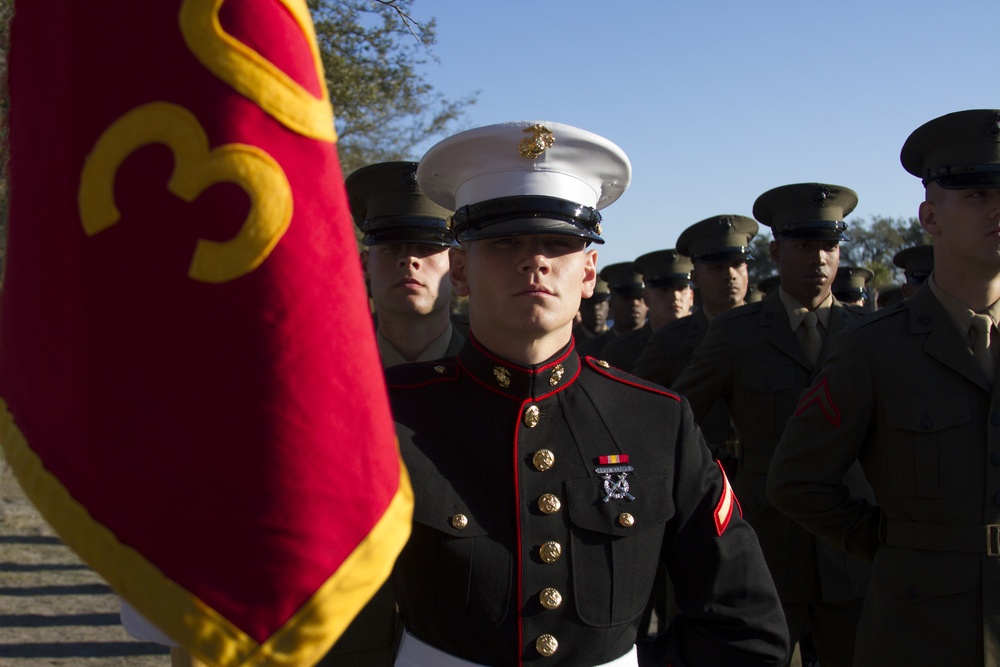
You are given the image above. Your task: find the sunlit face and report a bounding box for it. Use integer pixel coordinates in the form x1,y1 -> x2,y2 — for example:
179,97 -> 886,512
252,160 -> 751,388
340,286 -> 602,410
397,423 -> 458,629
920,184 -> 1000,273
770,238 -> 840,305
609,291 -> 648,331
693,260 -> 749,314
362,243 -> 452,319
643,284 -> 694,329
451,234 -> 597,344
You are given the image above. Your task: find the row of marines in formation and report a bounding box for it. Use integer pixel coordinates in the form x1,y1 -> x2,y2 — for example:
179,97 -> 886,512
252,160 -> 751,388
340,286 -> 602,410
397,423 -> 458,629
321,109 -> 1000,667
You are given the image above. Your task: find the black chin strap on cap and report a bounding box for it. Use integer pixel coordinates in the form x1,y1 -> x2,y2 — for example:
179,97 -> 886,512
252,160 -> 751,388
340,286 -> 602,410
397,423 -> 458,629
362,215 -> 457,247
923,163 -> 1000,189
775,220 -> 850,242
451,195 -> 604,242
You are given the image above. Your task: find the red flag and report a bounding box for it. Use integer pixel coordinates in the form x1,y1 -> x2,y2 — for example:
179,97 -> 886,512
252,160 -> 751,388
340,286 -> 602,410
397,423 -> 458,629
0,2 -> 411,665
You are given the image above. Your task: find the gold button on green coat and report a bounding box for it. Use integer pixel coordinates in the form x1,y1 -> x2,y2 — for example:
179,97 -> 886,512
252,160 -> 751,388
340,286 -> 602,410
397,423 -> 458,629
618,512 -> 635,527
451,514 -> 468,529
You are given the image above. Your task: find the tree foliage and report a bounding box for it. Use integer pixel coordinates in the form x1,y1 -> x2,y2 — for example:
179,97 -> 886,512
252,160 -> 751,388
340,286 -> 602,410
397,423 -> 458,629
747,215 -> 931,290
310,0 -> 476,174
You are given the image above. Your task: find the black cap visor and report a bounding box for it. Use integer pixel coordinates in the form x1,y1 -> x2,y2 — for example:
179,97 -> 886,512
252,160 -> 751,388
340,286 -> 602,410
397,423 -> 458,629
694,249 -> 754,265
925,164 -> 1000,189
363,215 -> 457,247
774,220 -> 849,242
453,195 -> 604,244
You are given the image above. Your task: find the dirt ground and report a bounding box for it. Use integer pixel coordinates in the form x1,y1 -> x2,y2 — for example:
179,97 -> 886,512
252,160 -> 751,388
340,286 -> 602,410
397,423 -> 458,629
0,460 -> 170,666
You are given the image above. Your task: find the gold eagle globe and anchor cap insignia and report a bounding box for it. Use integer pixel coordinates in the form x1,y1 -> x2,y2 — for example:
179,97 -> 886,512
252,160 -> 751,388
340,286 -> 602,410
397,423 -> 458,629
518,124 -> 555,159
753,182 -> 857,242
415,120 -> 631,244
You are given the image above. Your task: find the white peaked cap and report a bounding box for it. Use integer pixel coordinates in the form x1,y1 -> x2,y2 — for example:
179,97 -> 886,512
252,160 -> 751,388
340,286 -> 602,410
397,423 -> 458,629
417,121 -> 632,212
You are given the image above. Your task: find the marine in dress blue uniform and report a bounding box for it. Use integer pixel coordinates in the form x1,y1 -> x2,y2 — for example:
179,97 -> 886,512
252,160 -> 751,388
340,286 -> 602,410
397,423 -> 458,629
386,121 -> 788,666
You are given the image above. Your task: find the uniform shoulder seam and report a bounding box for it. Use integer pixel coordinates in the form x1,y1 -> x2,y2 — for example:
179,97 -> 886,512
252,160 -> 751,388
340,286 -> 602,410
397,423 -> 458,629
582,357 -> 681,400
385,360 -> 460,389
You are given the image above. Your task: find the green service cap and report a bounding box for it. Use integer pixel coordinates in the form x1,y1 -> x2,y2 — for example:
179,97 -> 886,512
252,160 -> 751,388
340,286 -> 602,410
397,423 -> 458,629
346,161 -> 455,247
676,215 -> 758,263
585,278 -> 612,302
633,249 -> 694,288
901,109 -> 1000,188
600,262 -> 644,296
833,266 -> 873,302
877,286 -> 904,309
753,183 -> 857,241
892,245 -> 934,283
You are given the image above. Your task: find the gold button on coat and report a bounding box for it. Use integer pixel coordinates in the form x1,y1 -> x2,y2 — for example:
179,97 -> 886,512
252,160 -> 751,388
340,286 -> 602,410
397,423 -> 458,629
536,634 -> 558,657
618,512 -> 635,527
539,587 -> 562,610
538,493 -> 561,514
539,541 -> 562,563
451,514 -> 469,529
524,404 -> 540,428
533,449 -> 555,471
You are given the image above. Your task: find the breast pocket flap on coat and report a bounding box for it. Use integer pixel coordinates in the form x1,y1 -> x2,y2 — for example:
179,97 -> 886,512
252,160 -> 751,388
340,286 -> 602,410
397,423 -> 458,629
564,475 -> 674,537
875,548 -> 979,601
411,480 -> 511,537
740,364 -> 795,393
883,395 -> 971,432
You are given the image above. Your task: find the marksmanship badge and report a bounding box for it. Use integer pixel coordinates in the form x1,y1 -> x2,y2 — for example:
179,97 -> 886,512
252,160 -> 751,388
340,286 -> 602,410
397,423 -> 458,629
595,454 -> 634,502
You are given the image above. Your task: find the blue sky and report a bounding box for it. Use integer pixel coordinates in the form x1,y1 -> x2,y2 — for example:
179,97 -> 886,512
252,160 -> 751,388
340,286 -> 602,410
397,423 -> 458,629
406,0 -> 995,266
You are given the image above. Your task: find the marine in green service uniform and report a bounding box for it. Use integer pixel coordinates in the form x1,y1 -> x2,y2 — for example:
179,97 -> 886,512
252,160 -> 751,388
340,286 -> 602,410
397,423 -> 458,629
577,263 -> 647,358
600,250 -> 694,370
673,183 -> 873,667
768,109 -> 1000,666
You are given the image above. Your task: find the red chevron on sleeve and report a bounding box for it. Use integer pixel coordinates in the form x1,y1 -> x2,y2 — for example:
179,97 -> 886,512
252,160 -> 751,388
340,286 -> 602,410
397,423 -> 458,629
713,460 -> 741,536
794,376 -> 841,427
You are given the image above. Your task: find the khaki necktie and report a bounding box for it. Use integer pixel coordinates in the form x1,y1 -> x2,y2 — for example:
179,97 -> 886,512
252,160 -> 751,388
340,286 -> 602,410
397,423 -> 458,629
801,311 -> 822,366
970,313 -> 996,381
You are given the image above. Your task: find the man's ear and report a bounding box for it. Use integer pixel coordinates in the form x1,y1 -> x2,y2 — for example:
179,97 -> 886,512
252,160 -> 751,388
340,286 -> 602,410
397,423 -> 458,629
581,249 -> 598,299
919,200 -> 940,238
690,265 -> 701,289
769,240 -> 780,264
450,246 -> 471,297
360,250 -> 370,280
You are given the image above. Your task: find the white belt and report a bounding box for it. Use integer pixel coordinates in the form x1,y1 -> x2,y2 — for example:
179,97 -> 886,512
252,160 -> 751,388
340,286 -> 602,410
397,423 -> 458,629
395,630 -> 638,666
